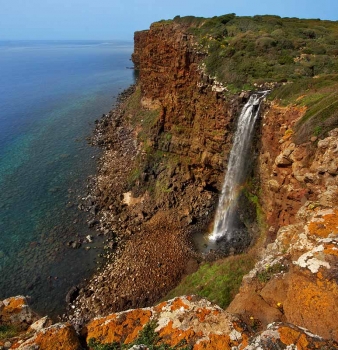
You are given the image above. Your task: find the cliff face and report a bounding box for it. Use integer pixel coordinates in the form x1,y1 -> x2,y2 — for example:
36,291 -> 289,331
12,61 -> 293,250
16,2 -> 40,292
132,22 -> 243,189
63,21 -> 254,329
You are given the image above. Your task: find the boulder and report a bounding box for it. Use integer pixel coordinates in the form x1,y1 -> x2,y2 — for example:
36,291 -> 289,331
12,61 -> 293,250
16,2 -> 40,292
0,296 -> 38,330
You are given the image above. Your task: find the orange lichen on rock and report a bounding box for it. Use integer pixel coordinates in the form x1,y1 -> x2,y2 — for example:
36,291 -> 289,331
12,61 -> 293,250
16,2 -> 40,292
85,309 -> 152,345
16,323 -> 81,350
0,296 -> 37,330
170,297 -> 189,311
82,297 -> 252,348
158,320 -> 197,347
194,334 -> 232,350
196,308 -> 211,322
154,301 -> 168,313
308,210 -> 338,237
283,273 -> 338,341
249,323 -> 338,349
278,326 -> 309,348
323,243 -> 338,257
1,296 -> 27,322
3,297 -> 26,313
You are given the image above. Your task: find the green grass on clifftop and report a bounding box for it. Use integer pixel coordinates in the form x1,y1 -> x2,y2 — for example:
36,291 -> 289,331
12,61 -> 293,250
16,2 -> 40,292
270,74 -> 338,143
168,14 -> 338,89
164,254 -> 255,309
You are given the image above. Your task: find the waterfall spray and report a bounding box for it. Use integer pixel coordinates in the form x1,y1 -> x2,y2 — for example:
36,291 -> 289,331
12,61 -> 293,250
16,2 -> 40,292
210,91 -> 269,242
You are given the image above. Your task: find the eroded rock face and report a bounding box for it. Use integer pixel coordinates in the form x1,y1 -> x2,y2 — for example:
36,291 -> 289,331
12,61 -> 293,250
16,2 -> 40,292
133,23 -> 242,192
67,20 -> 256,326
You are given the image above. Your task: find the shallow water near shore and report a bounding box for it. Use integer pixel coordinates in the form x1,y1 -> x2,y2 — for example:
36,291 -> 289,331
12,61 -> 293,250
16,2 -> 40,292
0,40 -> 134,316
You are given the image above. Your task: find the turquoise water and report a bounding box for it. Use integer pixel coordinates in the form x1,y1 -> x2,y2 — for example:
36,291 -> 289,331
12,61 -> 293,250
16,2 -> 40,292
0,40 -> 134,316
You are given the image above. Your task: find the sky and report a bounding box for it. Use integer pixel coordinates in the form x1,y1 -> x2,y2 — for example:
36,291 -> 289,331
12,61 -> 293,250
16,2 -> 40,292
1,0 -> 338,41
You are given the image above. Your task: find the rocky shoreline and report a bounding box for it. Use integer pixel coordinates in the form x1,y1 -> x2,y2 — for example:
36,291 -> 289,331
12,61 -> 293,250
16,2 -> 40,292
64,84 -> 202,328
63,58 -> 259,327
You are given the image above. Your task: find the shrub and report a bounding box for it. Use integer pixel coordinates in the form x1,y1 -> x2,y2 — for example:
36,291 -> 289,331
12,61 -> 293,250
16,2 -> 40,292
178,13 -> 338,87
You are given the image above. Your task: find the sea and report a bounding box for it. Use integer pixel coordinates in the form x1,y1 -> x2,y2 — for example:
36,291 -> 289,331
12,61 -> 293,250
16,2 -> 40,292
0,40 -> 135,317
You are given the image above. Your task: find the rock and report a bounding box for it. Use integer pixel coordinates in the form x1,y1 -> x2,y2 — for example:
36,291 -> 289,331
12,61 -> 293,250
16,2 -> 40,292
268,179 -> 280,193
83,296 -> 251,348
16,323 -> 81,350
318,139 -> 329,149
87,219 -> 99,228
28,316 -> 53,333
245,322 -> 338,349
66,286 -> 80,304
0,296 -> 38,330
275,153 -> 292,167
71,241 -> 81,249
86,235 -> 93,243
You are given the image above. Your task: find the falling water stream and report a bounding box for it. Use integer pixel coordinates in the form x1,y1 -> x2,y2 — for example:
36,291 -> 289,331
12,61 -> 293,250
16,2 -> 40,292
209,91 -> 269,243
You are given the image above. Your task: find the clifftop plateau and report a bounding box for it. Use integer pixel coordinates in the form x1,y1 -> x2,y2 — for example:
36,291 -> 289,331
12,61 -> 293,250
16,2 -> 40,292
2,14 -> 338,349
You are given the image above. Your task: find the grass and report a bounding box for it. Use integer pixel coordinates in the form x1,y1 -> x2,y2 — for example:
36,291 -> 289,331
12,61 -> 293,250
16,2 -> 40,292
164,254 -> 255,309
270,75 -> 338,143
88,321 -> 192,350
0,324 -> 19,340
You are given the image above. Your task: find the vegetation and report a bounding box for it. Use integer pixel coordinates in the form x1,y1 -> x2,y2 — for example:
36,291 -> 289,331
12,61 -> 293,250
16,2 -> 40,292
88,321 -> 191,350
169,14 -> 338,90
270,75 -> 338,143
257,262 -> 287,283
0,324 -> 18,340
148,14 -> 338,148
165,254 -> 255,309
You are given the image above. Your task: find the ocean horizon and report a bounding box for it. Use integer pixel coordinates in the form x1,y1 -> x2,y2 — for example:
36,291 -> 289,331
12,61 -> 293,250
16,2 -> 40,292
0,39 -> 135,316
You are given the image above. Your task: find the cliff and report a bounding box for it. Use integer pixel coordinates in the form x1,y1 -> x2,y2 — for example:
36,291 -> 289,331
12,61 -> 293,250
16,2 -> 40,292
2,15 -> 338,349
63,19 -> 258,329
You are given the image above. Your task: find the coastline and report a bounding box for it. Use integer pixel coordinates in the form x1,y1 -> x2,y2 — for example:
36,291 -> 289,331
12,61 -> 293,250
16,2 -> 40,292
65,83 -> 197,327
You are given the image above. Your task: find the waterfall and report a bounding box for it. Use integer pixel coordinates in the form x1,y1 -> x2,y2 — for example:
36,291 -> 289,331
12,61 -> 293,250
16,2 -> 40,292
210,91 -> 269,242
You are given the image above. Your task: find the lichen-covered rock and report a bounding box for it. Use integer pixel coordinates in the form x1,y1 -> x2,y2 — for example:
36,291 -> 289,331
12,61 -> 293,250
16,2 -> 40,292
15,323 -> 81,350
244,322 -> 338,349
84,296 -> 252,349
28,316 -> 53,333
0,296 -> 38,330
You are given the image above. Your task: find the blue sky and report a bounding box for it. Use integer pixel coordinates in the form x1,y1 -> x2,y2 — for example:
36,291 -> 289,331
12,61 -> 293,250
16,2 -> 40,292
1,0 -> 337,40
